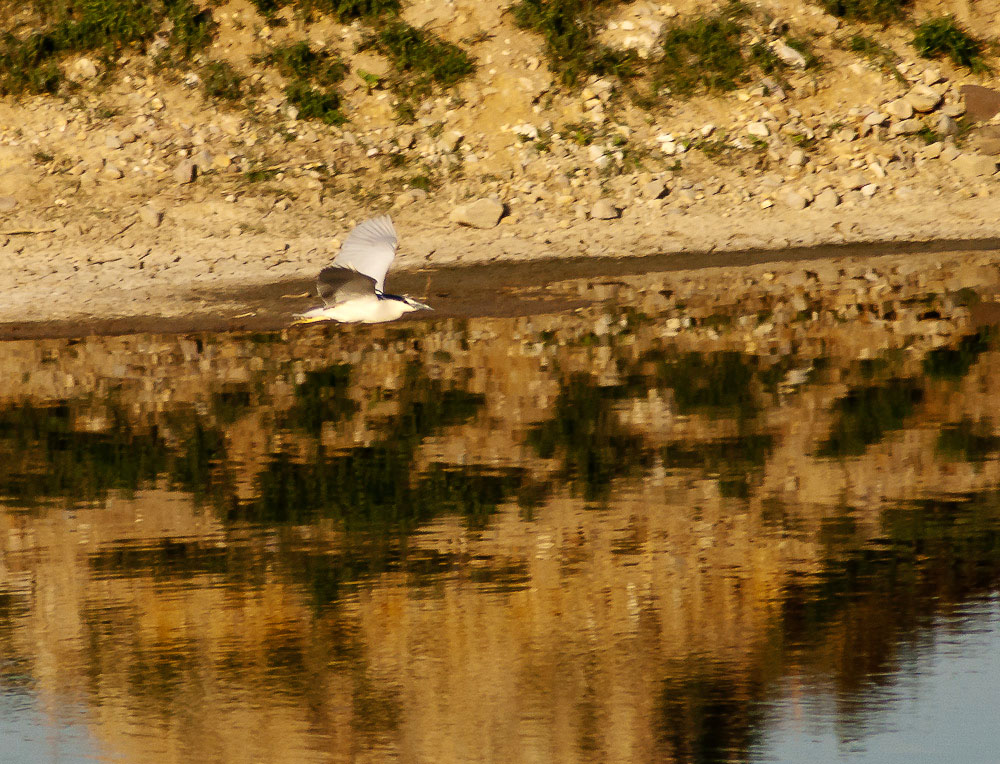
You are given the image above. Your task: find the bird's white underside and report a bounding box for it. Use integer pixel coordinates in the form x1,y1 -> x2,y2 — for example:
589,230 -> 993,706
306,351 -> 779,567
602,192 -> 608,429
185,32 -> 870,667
295,296 -> 416,324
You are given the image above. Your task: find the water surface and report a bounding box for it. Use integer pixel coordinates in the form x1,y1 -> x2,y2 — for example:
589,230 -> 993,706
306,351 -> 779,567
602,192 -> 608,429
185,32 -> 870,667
2,266 -> 1000,763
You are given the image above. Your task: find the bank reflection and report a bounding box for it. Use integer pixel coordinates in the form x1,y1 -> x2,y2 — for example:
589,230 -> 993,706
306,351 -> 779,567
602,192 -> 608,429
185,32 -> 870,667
2,280 -> 1000,763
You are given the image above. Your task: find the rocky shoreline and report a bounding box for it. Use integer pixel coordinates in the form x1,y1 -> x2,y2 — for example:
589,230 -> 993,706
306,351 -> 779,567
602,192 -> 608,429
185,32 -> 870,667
0,2 -> 999,334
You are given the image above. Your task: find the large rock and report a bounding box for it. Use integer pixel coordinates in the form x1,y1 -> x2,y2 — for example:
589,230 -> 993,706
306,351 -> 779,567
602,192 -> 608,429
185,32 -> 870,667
886,99 -> 914,120
193,149 -> 214,173
589,199 -> 620,219
953,154 -> 999,179
841,172 -> 867,190
934,114 -> 958,137
68,57 -> 99,81
969,125 -> 1000,156
450,197 -> 504,228
813,188 -> 840,209
393,188 -> 429,209
641,179 -> 667,199
173,159 -> 197,184
863,111 -> 888,128
960,84 -> 1000,122
139,202 -> 163,228
438,131 -> 463,153
772,41 -> 806,68
781,189 -> 807,210
890,118 -> 923,136
905,84 -> 942,113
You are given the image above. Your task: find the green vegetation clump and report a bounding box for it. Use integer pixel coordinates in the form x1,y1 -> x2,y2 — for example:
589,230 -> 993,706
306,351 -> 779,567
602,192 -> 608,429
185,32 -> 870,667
360,21 -> 476,93
912,16 -> 988,71
249,0 -> 400,23
510,0 -> 817,98
257,40 -> 349,123
283,364 -> 360,435
652,4 -> 809,97
163,0 -> 215,60
262,40 -> 348,86
284,80 -> 345,123
633,349 -> 764,418
846,34 -> 906,85
321,0 -> 400,22
201,60 -> 244,101
656,13 -> 747,94
817,0 -> 909,23
510,0 -> 639,86
0,0 -> 214,95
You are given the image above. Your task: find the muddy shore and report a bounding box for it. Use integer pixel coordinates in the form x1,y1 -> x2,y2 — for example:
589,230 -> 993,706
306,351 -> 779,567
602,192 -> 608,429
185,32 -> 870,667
3,229 -> 999,341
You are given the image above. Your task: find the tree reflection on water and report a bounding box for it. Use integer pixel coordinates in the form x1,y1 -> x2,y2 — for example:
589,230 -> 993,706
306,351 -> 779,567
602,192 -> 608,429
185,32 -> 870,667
1,318 -> 999,763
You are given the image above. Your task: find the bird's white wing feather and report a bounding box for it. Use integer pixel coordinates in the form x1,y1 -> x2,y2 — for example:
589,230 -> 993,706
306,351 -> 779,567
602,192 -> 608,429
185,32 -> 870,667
333,215 -> 398,293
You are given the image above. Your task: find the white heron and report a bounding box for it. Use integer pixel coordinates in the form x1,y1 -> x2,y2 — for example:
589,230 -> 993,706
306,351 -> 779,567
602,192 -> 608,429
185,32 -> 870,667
293,215 -> 432,324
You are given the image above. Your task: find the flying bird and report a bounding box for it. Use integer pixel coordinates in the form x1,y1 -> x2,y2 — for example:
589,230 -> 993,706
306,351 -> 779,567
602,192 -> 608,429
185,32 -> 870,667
293,215 -> 432,324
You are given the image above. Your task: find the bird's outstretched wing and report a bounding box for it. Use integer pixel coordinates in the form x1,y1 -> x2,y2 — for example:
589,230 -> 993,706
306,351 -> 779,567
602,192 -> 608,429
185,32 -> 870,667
333,215 -> 398,293
317,266 -> 377,306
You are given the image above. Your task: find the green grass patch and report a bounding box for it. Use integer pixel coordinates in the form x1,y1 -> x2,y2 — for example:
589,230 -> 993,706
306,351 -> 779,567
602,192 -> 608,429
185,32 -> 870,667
284,80 -> 346,124
846,34 -> 906,86
408,174 -> 433,191
324,0 -> 400,21
916,125 -> 943,144
163,0 -> 215,61
201,60 -> 244,101
360,21 -> 475,94
259,40 -> 348,86
510,0 -> 640,86
248,0 -> 400,23
912,16 -> 989,72
0,0 -> 215,96
653,4 -> 791,97
818,0 -> 909,23
256,40 -> 349,123
243,166 -> 280,182
563,121 -> 597,145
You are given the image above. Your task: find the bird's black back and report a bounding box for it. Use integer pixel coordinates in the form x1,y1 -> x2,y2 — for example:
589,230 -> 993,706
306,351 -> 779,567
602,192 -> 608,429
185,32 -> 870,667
317,266 -> 378,305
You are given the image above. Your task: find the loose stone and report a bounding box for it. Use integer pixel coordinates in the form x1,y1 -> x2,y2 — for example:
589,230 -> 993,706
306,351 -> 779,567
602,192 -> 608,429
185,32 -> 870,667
590,198 -> 620,219
814,188 -> 840,209
139,203 -> 163,228
890,118 -> 923,136
905,84 -> 943,113
782,189 -> 808,210
173,160 -> 197,184
450,197 -> 505,228
886,99 -> 914,120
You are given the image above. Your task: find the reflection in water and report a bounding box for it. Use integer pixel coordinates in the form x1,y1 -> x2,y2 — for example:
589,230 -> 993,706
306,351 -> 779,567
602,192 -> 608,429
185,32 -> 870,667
3,274 -> 1000,762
